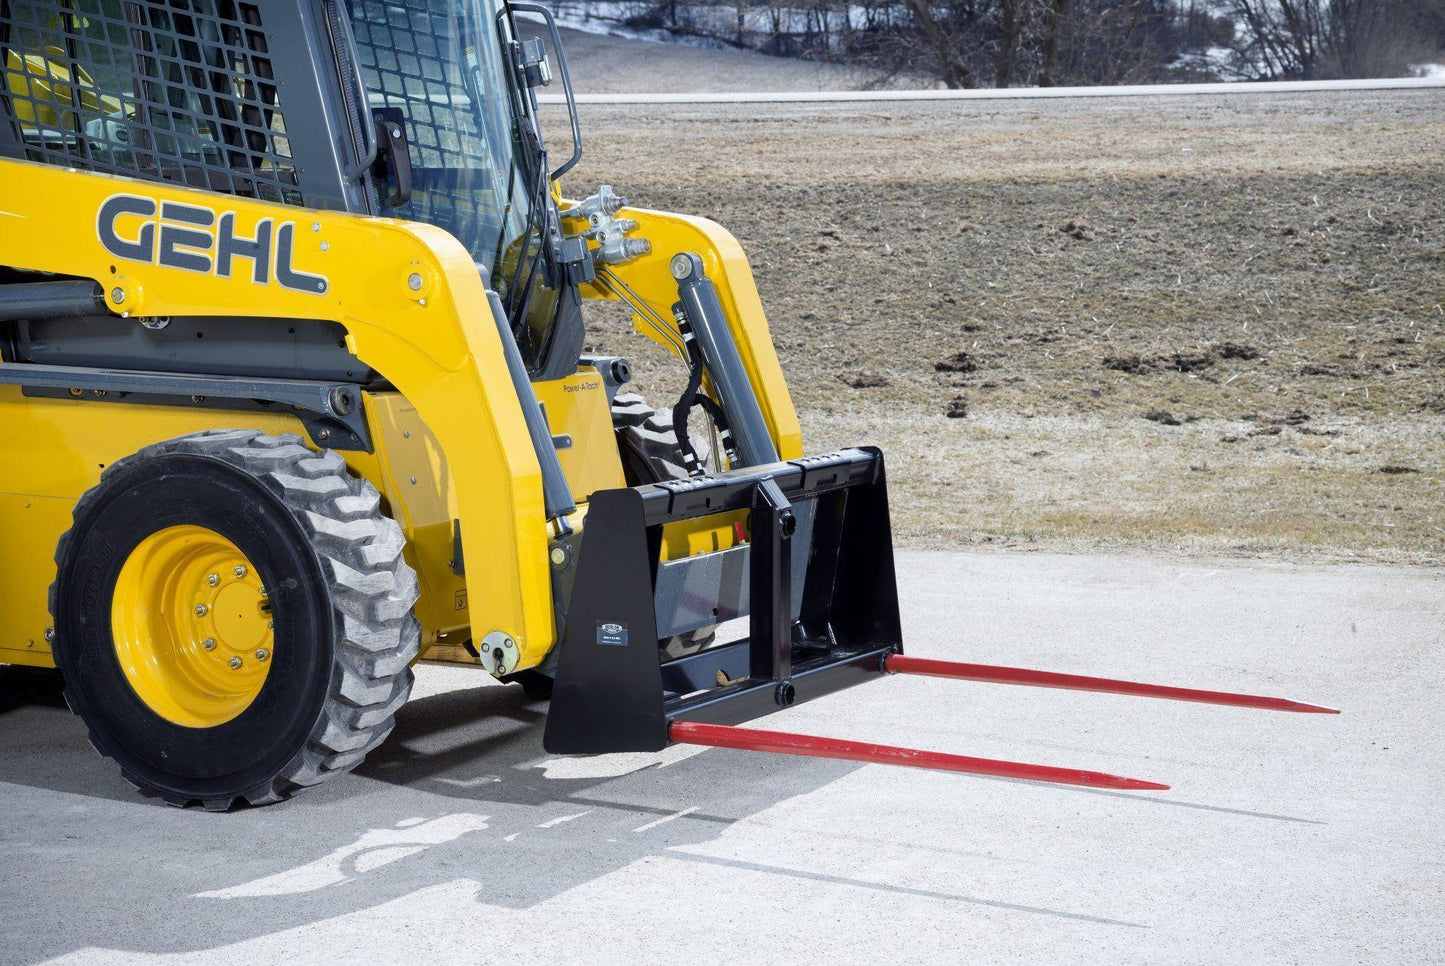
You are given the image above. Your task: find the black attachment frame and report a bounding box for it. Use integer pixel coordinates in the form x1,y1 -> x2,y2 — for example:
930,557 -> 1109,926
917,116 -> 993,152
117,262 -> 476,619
543,446 -> 902,754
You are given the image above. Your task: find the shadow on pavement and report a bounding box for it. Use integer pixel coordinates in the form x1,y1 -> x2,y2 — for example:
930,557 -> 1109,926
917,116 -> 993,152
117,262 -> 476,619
2,670 -> 1149,964
0,666 -> 66,714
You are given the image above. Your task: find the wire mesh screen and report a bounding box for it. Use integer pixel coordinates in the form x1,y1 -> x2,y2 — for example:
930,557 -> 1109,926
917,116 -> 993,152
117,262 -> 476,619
0,0 -> 300,203
348,0 -> 519,266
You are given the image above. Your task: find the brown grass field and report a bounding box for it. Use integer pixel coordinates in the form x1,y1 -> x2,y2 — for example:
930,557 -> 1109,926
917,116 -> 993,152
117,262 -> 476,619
547,89 -> 1444,565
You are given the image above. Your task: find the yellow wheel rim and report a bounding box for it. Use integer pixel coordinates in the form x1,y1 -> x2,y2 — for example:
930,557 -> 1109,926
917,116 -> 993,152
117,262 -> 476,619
111,525 -> 275,728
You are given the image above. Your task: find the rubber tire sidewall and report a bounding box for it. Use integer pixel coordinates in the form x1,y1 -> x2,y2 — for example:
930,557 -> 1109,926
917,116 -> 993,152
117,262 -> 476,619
53,453 -> 335,801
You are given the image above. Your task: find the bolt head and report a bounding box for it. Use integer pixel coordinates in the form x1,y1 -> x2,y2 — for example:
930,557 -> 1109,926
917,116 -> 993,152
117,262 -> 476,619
407,272 -> 424,291
44,628 -> 55,642
233,565 -> 247,578
203,638 -> 217,651
254,648 -> 269,662
228,656 -> 243,670
111,287 -> 126,304
207,573 -> 220,587
669,254 -> 693,280
195,604 -> 209,617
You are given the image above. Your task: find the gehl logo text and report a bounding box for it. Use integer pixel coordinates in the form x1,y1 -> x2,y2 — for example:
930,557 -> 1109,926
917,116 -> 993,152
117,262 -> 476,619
97,194 -> 329,295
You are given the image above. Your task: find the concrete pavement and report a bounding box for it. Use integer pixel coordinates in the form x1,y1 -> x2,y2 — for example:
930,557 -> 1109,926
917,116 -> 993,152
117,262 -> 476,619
2,550 -> 1441,965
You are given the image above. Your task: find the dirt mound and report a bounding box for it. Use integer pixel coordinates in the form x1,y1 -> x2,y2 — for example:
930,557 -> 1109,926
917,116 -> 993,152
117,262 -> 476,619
1104,343 -> 1262,376
840,372 -> 891,388
935,352 -> 980,374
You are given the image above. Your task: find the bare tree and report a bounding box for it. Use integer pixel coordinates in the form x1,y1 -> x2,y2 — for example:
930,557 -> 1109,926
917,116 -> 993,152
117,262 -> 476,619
1036,0 -> 1071,84
993,0 -> 1028,86
588,0 -> 1441,88
899,0 -> 980,85
1228,0 -> 1443,79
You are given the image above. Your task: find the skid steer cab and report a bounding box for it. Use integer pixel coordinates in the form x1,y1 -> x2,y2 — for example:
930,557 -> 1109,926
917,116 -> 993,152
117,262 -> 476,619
0,0 -> 1335,810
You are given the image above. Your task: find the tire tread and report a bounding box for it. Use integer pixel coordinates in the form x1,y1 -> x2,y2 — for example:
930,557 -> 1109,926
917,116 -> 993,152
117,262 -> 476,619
49,430 -> 420,810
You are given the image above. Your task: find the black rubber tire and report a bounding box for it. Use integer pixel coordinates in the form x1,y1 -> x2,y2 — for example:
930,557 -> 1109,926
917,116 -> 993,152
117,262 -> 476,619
49,430 -> 420,810
611,391 -> 708,486
610,392 -> 716,657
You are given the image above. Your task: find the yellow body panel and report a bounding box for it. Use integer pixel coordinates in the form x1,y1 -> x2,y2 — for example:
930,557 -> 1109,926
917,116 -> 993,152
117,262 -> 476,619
533,367 -> 627,501
0,386 -> 466,666
0,158 -> 552,666
0,386 -> 313,667
361,393 -> 471,640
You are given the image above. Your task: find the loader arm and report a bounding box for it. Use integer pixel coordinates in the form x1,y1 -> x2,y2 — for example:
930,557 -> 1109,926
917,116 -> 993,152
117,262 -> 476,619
571,204 -> 804,463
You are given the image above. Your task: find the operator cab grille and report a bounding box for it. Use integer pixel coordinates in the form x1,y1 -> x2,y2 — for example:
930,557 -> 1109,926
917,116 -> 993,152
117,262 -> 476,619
349,0 -> 511,262
0,0 -> 300,203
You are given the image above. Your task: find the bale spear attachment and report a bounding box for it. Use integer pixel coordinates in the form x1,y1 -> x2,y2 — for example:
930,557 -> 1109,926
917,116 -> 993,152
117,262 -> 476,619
668,720 -> 1169,790
881,655 -> 1338,714
542,448 -> 1335,791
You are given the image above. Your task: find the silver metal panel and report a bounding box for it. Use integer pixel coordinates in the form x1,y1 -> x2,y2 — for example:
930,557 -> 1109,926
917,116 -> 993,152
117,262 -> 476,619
653,502 -> 814,638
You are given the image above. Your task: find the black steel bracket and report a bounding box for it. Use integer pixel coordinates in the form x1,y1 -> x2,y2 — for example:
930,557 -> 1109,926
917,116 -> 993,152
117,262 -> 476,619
543,447 -> 903,754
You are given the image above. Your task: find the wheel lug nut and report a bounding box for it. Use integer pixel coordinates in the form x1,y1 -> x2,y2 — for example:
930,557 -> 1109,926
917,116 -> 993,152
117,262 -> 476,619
258,585 -> 267,597
206,573 -> 220,587
195,604 -> 209,617
228,657 -> 243,669
255,648 -> 269,661
233,565 -> 247,578
202,638 -> 216,651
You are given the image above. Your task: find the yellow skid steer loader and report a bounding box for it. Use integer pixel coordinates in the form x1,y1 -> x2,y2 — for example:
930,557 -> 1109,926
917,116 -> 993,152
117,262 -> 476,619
0,0 -> 1333,810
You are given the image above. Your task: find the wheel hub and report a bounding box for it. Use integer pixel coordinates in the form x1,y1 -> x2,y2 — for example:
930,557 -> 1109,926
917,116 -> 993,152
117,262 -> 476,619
111,525 -> 274,728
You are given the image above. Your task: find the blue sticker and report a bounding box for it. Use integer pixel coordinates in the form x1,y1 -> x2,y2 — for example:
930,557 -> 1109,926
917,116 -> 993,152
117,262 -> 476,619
596,621 -> 629,647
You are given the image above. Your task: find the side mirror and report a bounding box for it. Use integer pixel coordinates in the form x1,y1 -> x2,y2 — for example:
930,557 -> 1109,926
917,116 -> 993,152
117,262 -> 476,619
370,107 -> 413,208
515,37 -> 552,88
508,2 -> 582,180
